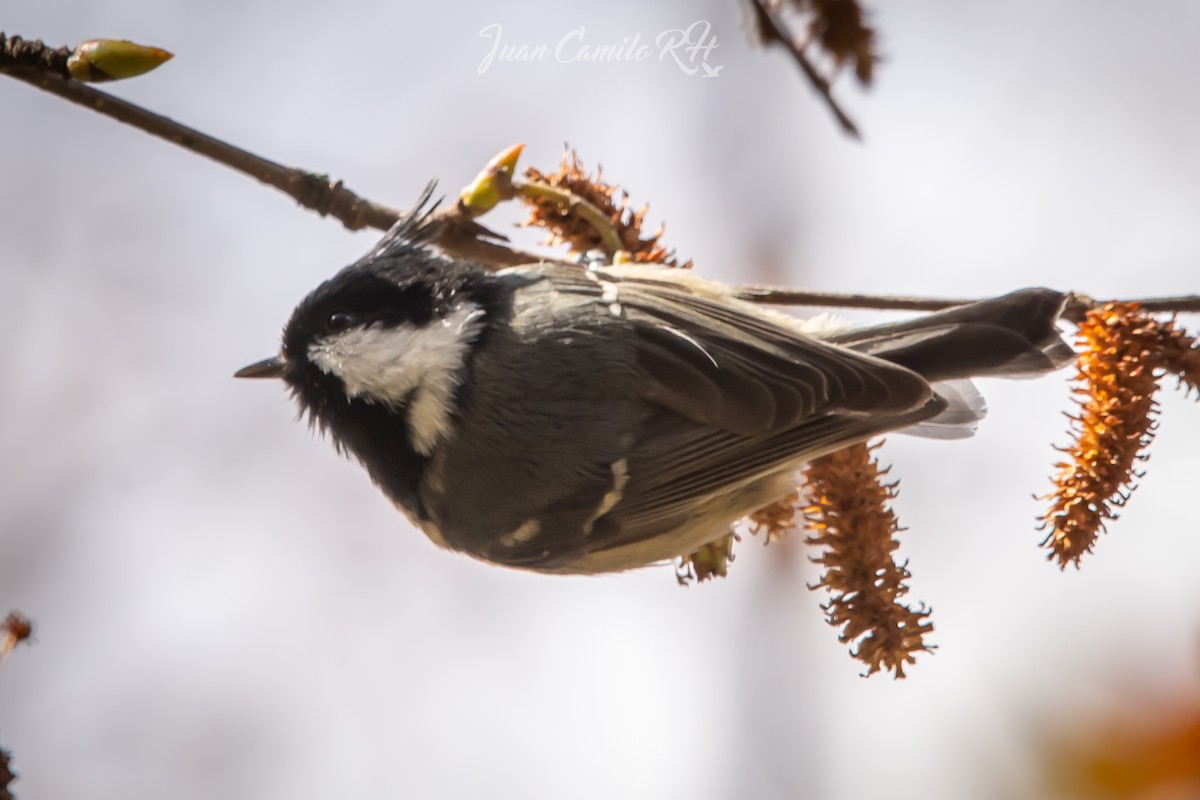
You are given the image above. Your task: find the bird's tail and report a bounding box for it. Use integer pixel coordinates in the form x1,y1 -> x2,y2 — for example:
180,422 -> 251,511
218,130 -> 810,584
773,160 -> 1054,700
828,288 -> 1075,439
829,288 -> 1076,382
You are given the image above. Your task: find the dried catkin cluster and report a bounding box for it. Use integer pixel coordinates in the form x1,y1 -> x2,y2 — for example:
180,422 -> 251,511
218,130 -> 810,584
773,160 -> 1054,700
677,491 -> 802,584
675,533 -> 739,585
748,488 -> 802,544
749,0 -> 879,86
520,149 -> 688,267
803,442 -> 932,678
804,0 -> 878,83
1042,303 -> 1200,567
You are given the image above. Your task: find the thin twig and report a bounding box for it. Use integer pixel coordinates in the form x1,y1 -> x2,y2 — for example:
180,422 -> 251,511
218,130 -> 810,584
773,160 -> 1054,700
6,66 -> 403,231
1127,296 -> 1200,315
735,286 -> 1200,324
735,286 -> 970,311
426,210 -> 544,269
748,0 -> 861,139
2,38 -> 544,268
1,32 -> 403,230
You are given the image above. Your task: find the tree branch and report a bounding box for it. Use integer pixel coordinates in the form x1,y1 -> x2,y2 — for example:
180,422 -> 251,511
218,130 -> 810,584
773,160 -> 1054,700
1,33 -> 542,269
6,32 -> 1196,314
734,286 -> 1200,324
747,0 -> 861,139
6,64 -> 404,231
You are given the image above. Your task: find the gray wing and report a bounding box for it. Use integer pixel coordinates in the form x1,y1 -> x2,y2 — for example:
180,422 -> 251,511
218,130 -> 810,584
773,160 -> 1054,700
476,264 -> 942,569
537,262 -> 936,430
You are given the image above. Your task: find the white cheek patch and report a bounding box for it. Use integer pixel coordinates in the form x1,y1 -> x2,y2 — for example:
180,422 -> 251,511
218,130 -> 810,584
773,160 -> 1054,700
308,303 -> 485,455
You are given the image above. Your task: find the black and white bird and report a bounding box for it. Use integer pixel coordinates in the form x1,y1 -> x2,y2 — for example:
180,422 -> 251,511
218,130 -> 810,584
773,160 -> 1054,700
237,196 -> 1073,574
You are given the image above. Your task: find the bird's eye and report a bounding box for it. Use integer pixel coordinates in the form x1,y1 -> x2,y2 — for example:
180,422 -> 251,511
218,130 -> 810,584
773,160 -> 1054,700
325,312 -> 356,333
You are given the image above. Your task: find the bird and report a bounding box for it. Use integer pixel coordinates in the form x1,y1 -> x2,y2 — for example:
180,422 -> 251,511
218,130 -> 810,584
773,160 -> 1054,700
236,194 -> 1074,574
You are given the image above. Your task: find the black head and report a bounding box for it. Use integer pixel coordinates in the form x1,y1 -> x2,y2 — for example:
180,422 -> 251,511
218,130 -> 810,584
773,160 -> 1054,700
236,203 -> 497,515
280,247 -> 470,415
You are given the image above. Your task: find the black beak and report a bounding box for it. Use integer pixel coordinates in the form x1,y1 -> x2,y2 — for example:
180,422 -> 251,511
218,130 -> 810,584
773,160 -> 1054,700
234,356 -> 287,379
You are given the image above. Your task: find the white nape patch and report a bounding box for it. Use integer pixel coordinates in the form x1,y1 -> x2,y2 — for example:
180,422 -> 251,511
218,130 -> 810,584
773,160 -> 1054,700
308,303 -> 485,455
584,459 -> 629,534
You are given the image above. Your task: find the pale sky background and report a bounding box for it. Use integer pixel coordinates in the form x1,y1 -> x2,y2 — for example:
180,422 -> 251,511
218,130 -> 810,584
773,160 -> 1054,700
2,2 -> 1199,799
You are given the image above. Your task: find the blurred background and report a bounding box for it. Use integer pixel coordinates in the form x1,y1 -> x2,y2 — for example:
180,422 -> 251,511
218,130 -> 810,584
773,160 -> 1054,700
2,1 -> 1199,798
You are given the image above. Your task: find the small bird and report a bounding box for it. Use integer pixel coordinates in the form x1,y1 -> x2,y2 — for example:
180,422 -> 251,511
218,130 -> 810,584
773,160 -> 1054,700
237,197 -> 1073,574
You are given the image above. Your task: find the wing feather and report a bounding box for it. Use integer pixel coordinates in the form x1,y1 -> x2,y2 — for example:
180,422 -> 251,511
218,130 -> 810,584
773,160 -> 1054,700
484,264 -> 947,562
576,264 -> 935,432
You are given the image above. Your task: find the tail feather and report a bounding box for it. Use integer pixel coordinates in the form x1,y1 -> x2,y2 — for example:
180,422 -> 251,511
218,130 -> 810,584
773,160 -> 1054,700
830,288 -> 1075,381
903,379 -> 987,440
